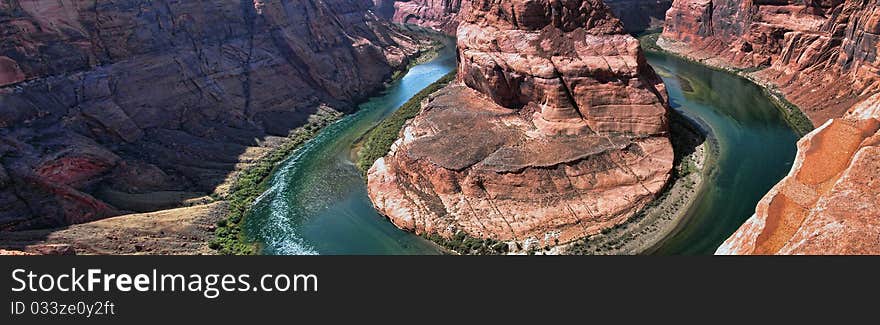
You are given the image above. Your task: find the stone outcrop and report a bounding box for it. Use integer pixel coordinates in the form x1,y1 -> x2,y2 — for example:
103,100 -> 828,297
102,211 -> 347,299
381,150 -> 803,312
660,0 -> 880,125
375,0 -> 464,34
717,93 -> 880,255
367,0 -> 673,248
0,0 -> 432,230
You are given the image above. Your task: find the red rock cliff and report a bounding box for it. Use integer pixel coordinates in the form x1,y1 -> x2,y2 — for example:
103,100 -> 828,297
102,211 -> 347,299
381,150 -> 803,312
717,94 -> 880,255
660,0 -> 880,125
367,0 -> 673,248
0,0 -> 431,230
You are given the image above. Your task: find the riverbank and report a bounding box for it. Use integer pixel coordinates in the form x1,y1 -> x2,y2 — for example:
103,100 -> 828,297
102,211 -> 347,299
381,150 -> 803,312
211,39 -> 451,255
0,30 -> 451,256
640,33 -> 814,136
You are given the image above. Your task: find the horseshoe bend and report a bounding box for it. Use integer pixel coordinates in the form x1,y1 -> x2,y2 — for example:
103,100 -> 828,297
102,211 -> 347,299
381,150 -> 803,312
367,0 -> 675,250
0,0 -> 878,256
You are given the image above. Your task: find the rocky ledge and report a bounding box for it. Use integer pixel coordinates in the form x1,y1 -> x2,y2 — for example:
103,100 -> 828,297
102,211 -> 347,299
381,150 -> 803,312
367,0 -> 673,249
717,94 -> 880,255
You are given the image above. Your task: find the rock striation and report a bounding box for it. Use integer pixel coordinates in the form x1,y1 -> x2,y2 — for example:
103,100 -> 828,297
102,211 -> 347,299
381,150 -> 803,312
717,93 -> 880,255
0,0 -> 432,230
660,0 -> 880,125
367,0 -> 673,248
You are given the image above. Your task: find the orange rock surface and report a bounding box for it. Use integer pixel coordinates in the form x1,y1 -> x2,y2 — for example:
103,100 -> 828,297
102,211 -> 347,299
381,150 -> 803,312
717,94 -> 880,255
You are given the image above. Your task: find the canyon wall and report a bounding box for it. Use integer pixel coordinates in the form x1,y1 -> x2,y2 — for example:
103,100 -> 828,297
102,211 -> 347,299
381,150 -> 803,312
0,0 -> 431,230
660,0 -> 880,125
367,0 -> 674,248
374,0 -> 464,34
660,0 -> 880,254
376,0 -> 672,34
717,94 -> 880,255
605,0 -> 672,33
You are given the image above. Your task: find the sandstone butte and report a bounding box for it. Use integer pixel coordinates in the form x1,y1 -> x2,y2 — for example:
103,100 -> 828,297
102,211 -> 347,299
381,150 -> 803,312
0,0 -> 433,233
660,0 -> 880,254
367,0 -> 674,248
717,94 -> 880,255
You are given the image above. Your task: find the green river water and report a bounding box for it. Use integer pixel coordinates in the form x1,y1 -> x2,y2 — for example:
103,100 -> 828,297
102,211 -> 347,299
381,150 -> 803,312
243,43 -> 800,255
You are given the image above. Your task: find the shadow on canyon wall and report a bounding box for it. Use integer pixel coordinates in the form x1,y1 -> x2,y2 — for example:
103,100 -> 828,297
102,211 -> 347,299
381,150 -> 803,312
0,0 -> 433,239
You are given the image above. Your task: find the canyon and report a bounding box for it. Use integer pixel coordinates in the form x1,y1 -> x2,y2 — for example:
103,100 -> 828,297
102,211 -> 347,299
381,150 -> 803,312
0,0 -> 434,252
367,0 -> 674,248
2,0 -> 877,255
660,0 -> 880,254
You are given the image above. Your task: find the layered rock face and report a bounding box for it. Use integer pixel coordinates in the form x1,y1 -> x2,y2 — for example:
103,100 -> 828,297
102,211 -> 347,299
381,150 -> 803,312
661,0 -> 880,125
368,0 -> 673,247
0,0 -> 430,230
718,94 -> 880,255
374,0 -> 464,34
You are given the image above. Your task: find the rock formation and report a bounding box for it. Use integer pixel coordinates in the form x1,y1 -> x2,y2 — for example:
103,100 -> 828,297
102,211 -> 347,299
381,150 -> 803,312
660,0 -> 880,125
375,0 -> 464,34
367,0 -> 673,248
0,0 -> 432,230
717,93 -> 880,255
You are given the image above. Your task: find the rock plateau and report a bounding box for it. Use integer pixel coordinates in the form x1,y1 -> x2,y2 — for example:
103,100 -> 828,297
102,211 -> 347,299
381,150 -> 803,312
367,0 -> 674,248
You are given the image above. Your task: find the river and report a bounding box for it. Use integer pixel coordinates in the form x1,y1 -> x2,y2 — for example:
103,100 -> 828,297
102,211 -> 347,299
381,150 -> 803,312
645,52 -> 800,254
243,42 -> 800,255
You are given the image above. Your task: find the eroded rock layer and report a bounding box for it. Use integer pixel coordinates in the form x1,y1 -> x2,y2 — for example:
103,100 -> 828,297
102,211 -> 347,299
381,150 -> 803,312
368,0 -> 673,247
717,94 -> 880,255
660,0 -> 880,125
0,0 -> 431,230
